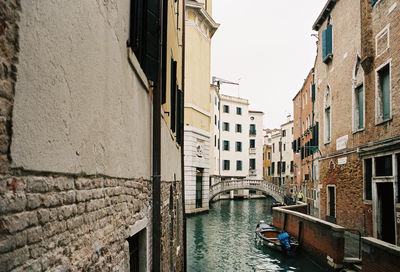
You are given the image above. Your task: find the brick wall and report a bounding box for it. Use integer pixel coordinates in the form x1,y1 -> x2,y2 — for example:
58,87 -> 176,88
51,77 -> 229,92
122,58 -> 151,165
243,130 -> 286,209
319,152 -> 364,231
273,206 -> 345,269
362,237 -> 400,272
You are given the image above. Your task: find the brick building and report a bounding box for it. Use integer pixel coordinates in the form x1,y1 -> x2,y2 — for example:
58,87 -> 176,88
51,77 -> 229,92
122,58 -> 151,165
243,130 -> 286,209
292,68 -> 319,215
312,0 -> 364,230
358,0 -> 400,245
0,0 -> 185,271
313,0 -> 400,247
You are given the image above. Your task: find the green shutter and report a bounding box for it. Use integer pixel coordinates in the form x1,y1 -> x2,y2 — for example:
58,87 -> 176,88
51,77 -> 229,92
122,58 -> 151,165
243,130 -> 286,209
322,28 -> 327,60
381,66 -> 390,120
357,86 -> 364,129
176,89 -> 183,145
371,0 -> 378,6
326,24 -> 332,56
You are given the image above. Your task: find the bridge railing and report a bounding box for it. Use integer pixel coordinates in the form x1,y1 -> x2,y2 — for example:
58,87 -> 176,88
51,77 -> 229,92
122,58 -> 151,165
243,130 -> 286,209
210,179 -> 286,198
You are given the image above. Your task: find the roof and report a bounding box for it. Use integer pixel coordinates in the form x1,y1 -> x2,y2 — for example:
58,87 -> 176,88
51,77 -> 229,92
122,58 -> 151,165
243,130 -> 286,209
312,0 -> 338,31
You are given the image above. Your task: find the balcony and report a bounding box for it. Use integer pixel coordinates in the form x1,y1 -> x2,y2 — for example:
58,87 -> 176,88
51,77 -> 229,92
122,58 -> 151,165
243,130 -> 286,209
249,148 -> 256,154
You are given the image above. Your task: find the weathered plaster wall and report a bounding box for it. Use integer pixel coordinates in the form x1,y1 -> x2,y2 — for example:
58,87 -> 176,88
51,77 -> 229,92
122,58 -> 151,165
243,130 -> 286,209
11,0 -> 153,179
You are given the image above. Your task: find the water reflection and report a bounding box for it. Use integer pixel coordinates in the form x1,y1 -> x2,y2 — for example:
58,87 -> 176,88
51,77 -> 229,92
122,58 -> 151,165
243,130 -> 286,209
187,198 -> 323,272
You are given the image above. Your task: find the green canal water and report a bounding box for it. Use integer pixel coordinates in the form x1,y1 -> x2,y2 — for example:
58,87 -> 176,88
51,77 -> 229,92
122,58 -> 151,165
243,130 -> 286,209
187,198 -> 325,272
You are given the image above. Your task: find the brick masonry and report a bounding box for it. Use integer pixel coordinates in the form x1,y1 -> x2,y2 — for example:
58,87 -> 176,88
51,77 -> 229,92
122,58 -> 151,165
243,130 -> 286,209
318,152 -> 364,231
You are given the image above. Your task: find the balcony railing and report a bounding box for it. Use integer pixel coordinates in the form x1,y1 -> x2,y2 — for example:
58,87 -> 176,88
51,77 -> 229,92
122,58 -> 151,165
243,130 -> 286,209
249,148 -> 256,154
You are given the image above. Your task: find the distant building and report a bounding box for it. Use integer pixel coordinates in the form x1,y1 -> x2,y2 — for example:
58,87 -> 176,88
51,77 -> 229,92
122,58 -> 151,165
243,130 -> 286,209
292,68 -> 319,215
209,93 -> 264,197
263,130 -> 272,181
270,117 -> 294,194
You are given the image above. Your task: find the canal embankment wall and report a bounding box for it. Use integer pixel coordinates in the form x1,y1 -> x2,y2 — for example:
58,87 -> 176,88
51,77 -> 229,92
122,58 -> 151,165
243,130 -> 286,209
362,237 -> 400,272
273,204 -> 345,270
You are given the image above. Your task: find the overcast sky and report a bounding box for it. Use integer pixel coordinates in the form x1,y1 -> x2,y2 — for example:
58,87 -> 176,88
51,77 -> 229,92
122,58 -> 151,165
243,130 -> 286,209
211,0 -> 327,129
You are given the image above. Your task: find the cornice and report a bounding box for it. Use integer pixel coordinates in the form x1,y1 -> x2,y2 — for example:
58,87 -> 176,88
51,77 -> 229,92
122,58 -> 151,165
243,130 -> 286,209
186,0 -> 219,37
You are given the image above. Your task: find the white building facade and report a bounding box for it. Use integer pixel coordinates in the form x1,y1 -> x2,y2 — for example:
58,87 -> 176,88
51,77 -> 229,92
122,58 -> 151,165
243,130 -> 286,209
209,94 -> 264,183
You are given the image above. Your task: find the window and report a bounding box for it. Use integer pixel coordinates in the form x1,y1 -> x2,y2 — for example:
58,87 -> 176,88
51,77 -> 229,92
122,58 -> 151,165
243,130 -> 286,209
223,160 -> 230,170
214,115 -> 217,125
223,122 -> 230,131
324,86 -> 331,143
127,228 -> 147,272
214,135 -> 216,147
273,143 -> 275,153
327,185 -> 336,218
271,162 -> 275,174
249,159 -> 256,170
223,141 -> 230,151
267,166 -> 271,176
170,59 -> 177,132
129,0 -> 160,82
277,162 -> 281,173
283,144 -> 286,151
355,85 -> 364,129
305,90 -> 308,105
236,124 -> 242,133
290,161 -> 294,172
364,158 -> 372,200
223,105 -> 229,113
196,168 -> 203,208
291,177 -> 294,184
376,63 -> 391,123
282,161 -> 286,173
250,124 -> 256,135
375,155 -> 392,176
236,160 -> 242,171
322,23 -> 333,63
250,139 -> 255,148
282,130 -> 286,137
236,107 -> 242,115
236,142 -> 242,152
267,152 -> 271,160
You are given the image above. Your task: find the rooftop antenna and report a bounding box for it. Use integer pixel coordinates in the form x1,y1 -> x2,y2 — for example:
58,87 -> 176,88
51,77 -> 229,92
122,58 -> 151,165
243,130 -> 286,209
212,76 -> 239,93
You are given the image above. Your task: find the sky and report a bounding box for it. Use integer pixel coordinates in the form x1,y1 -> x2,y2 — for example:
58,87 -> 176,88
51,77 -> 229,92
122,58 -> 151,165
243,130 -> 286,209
211,0 -> 327,129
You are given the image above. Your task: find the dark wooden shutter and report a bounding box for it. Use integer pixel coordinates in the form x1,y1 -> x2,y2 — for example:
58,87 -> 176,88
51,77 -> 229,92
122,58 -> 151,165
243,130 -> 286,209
176,89 -> 183,145
311,84 -> 316,102
143,0 -> 161,82
129,0 -> 145,62
171,59 -> 177,132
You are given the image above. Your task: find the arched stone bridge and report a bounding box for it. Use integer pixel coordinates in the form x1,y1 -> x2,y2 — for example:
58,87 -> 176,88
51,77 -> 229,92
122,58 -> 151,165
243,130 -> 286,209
209,179 -> 285,203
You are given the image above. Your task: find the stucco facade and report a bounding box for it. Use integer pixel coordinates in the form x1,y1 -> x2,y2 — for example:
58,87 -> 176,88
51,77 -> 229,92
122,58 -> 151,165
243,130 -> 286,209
0,0 -> 184,271
183,0 -> 218,214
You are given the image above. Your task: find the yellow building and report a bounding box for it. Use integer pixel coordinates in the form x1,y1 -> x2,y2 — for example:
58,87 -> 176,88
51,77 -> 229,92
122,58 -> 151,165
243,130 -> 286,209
184,0 -> 219,214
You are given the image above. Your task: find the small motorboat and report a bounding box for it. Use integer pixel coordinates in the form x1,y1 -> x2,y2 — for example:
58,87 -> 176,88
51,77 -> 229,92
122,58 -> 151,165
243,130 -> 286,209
271,201 -> 285,209
254,220 -> 299,256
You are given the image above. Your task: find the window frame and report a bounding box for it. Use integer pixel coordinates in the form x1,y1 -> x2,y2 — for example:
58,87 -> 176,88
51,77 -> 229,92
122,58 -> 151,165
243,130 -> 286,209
375,59 -> 392,125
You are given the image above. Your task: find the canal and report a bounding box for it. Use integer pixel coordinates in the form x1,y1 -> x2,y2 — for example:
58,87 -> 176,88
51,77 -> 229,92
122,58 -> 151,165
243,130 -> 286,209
187,197 -> 325,271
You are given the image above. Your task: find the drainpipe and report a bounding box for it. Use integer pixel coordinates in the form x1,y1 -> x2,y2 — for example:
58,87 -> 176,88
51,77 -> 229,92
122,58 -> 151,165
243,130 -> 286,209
152,0 -> 167,270
181,1 -> 187,271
